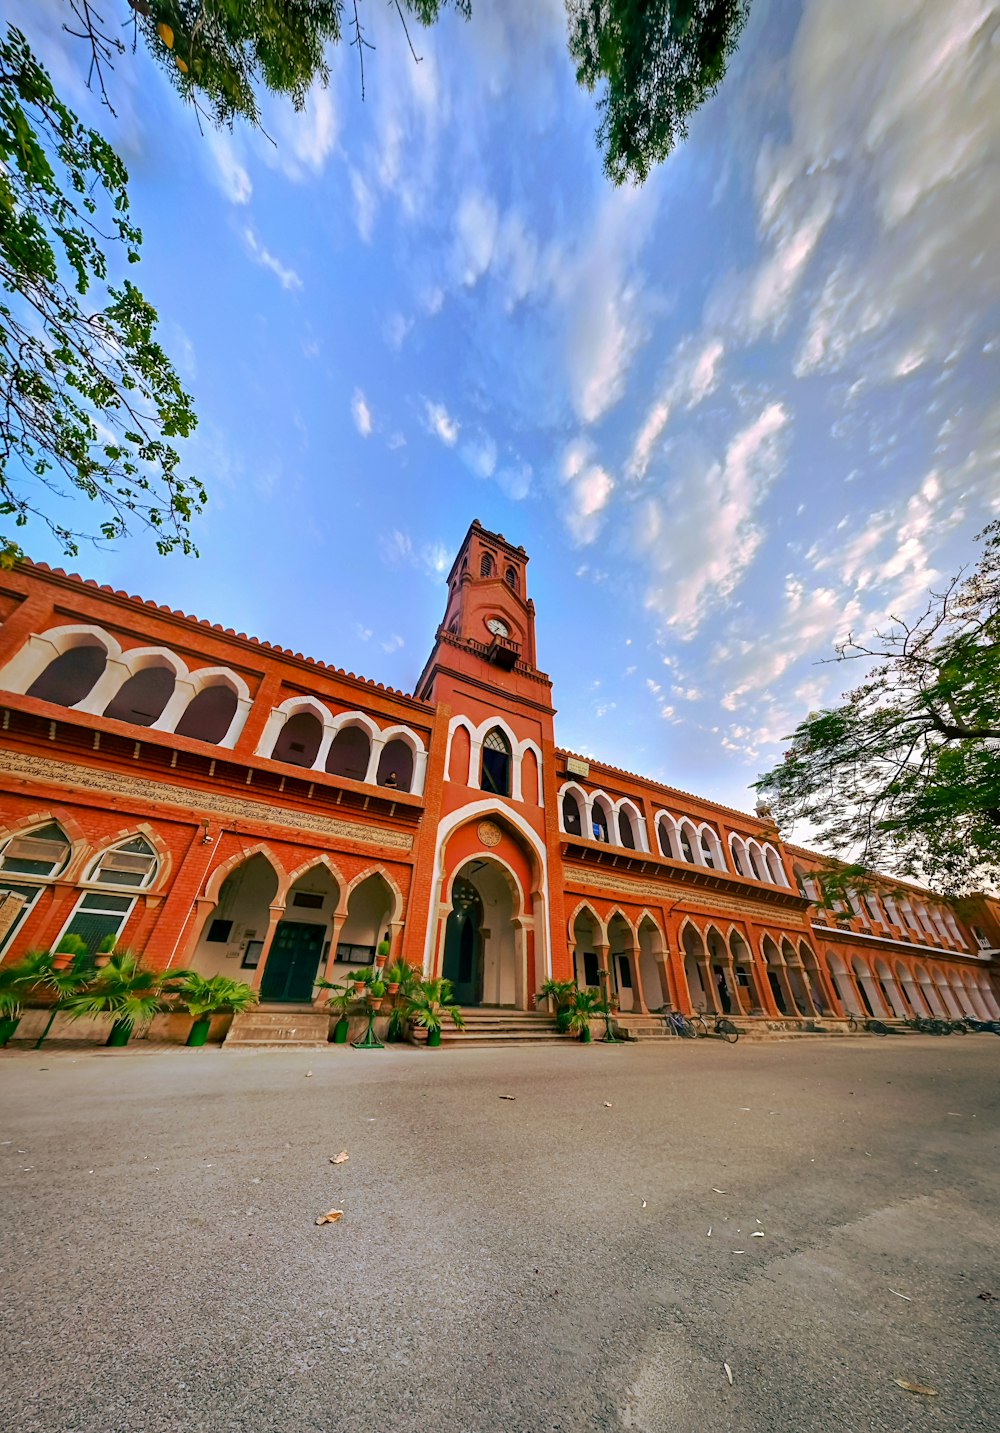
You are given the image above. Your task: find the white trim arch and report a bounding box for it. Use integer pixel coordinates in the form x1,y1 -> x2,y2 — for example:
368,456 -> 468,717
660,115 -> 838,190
372,723 -> 428,796
588,790 -> 616,844
696,822 -> 727,871
655,811 -> 682,861
421,798 -> 552,991
79,643 -> 188,722
154,665 -> 253,748
446,714 -> 542,804
613,797 -> 649,852
257,694 -> 334,766
0,623 -> 121,706
762,843 -> 788,885
746,839 -> 771,882
729,833 -> 752,878
557,781 -> 590,838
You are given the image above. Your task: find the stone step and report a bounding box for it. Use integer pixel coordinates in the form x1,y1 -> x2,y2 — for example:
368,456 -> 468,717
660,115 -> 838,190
224,1008 -> 330,1048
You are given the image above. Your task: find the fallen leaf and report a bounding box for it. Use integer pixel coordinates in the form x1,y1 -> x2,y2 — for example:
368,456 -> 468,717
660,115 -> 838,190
894,1379 -> 936,1396
315,1209 -> 343,1226
305,1071 -> 313,1078
499,1095 -> 516,1101
604,1102 -> 613,1108
641,1200 -> 647,1209
707,1227 -> 712,1237
978,1291 -> 995,1302
751,1231 -> 765,1238
711,1188 -> 729,1195
888,1289 -> 912,1301
723,1363 -> 733,1385
330,1151 -> 349,1164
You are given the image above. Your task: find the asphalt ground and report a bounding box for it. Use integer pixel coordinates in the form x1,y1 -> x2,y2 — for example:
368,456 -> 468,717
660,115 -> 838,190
1,1036 -> 998,1433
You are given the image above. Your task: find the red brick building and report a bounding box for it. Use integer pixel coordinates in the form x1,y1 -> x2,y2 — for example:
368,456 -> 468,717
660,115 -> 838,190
1,520 -> 997,1035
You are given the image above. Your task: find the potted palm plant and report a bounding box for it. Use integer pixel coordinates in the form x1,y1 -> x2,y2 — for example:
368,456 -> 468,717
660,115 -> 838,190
174,972 -> 258,1046
30,941 -> 97,1049
318,980 -> 357,1044
368,978 -> 387,1012
348,968 -> 370,995
384,957 -> 419,997
0,951 -> 51,1045
567,988 -> 600,1043
405,976 -> 465,1047
374,938 -> 390,971
61,951 -> 179,1047
537,978 -> 576,1030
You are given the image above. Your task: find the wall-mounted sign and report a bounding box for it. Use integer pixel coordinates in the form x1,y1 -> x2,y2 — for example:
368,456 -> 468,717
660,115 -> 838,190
566,756 -> 590,778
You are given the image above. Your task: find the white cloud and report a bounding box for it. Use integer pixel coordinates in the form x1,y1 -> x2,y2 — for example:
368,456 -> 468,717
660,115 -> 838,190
462,434 -> 498,479
206,130 -> 252,205
243,229 -> 303,291
384,312 -> 413,351
351,390 -> 373,437
638,402 -> 791,637
269,80 -> 337,180
424,400 -> 460,446
454,191 -> 500,286
350,168 -> 377,242
381,634 -> 404,653
627,336 -> 725,481
560,437 -> 614,545
496,463 -> 533,501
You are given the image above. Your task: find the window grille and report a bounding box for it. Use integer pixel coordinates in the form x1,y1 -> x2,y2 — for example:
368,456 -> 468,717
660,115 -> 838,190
91,837 -> 158,888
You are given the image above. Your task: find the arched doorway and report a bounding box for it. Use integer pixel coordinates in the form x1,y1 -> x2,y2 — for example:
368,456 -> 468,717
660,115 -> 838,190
681,923 -> 712,1012
442,858 -> 520,1007
260,863 -> 342,1004
572,906 -> 603,993
191,853 -> 279,980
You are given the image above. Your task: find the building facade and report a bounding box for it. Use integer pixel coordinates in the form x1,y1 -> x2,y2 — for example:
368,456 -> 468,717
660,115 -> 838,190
0,520 -> 997,1031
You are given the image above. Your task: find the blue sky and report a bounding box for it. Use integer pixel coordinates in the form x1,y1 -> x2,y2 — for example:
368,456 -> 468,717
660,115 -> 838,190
11,0 -> 999,817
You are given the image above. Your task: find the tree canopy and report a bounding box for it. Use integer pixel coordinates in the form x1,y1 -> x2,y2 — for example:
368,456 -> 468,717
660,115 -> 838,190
76,2 -> 749,182
754,523 -> 1000,896
0,26 -> 202,566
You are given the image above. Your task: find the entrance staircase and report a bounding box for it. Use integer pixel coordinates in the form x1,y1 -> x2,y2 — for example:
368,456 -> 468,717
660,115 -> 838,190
223,1004 -> 330,1049
423,1007 -> 571,1047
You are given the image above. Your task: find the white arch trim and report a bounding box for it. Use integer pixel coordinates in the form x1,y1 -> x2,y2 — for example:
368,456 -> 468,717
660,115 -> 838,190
0,623 -> 122,703
421,798 -> 551,988
447,714 -> 542,804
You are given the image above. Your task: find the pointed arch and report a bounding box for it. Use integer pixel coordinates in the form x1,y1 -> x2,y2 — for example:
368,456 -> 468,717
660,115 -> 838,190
203,843 -> 288,906
345,864 -> 405,925
559,781 -> 588,836
655,811 -> 682,861
1,623 -> 120,706
284,852 -> 348,902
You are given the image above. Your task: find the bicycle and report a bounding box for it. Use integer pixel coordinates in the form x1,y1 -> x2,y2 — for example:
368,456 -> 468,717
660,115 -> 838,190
688,1011 -> 740,1043
664,1011 -> 699,1039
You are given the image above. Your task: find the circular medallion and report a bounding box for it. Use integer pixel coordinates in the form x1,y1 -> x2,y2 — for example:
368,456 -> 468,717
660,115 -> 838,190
477,820 -> 502,848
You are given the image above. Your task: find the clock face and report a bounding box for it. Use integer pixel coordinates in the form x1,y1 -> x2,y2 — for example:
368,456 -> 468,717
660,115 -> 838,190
486,618 -> 509,638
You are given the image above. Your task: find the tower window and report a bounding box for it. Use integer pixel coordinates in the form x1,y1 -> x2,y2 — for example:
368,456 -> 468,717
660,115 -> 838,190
480,727 -> 511,796
480,553 -> 495,578
505,566 -> 517,590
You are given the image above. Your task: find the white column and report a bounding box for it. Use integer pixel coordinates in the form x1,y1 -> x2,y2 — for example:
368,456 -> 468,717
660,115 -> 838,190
364,736 -> 386,786
76,656 -> 133,715
151,677 -> 198,733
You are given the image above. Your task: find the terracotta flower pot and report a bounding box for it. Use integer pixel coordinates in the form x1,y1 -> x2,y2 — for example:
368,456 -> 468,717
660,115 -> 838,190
387,982 -> 399,995
353,982 -> 366,994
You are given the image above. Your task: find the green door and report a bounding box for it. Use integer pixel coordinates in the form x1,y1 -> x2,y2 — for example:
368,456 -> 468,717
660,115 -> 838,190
260,921 -> 326,1003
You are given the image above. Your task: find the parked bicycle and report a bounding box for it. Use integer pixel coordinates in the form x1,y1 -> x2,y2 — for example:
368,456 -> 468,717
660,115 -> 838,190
847,1014 -> 890,1035
688,1010 -> 740,1043
664,1011 -> 699,1039
903,1015 -> 951,1035
962,1017 -> 1000,1035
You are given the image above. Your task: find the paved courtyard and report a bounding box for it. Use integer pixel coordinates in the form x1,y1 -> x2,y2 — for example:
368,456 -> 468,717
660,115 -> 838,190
2,1037 -> 998,1432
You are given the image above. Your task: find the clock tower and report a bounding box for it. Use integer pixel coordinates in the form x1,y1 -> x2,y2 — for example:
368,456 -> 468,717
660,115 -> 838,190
415,519 -> 544,706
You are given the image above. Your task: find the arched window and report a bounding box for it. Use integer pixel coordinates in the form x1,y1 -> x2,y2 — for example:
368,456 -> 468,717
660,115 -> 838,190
88,835 -> 158,889
325,725 -> 371,782
505,566 -> 517,590
480,553 -> 495,578
175,684 -> 238,744
562,792 -> 583,835
0,822 -> 73,954
104,666 -> 176,727
480,727 -> 511,796
272,711 -> 323,767
619,808 -> 636,849
679,827 -> 695,863
26,644 -> 107,708
700,831 -> 716,868
591,804 -> 609,842
377,738 -> 415,792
